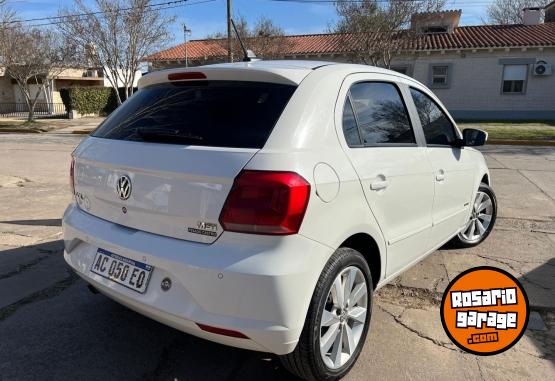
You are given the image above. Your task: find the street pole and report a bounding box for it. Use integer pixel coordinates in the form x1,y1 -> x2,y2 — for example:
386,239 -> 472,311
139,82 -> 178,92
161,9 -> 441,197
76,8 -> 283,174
227,0 -> 233,62
183,24 -> 192,67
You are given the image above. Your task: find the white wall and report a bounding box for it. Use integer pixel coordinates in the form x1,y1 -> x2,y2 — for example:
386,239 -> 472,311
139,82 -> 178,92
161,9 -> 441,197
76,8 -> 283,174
12,84 -> 48,104
103,68 -> 142,88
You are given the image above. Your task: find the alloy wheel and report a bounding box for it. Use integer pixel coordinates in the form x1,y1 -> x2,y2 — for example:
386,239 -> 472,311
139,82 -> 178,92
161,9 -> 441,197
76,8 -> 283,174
460,191 -> 494,243
319,266 -> 368,370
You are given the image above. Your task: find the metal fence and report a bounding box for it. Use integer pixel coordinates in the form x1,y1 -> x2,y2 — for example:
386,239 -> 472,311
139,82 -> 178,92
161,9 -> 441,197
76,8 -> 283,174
0,103 -> 68,118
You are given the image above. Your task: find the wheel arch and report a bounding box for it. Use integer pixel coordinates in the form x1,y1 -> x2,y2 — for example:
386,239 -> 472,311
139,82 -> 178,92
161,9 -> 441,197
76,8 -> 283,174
339,232 -> 382,289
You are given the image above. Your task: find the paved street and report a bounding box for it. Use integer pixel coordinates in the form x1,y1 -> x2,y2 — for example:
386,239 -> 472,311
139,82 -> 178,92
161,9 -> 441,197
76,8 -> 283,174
0,134 -> 554,380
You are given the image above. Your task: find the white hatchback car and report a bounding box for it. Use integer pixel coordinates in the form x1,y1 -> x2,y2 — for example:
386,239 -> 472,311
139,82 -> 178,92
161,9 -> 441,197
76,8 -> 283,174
63,61 -> 497,380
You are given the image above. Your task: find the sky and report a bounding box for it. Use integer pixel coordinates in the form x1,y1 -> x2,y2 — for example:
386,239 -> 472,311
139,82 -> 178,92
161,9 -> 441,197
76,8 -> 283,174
7,0 -> 496,47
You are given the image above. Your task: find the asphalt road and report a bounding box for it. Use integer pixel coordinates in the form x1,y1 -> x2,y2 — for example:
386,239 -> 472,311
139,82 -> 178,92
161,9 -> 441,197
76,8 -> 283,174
1,133 -> 554,380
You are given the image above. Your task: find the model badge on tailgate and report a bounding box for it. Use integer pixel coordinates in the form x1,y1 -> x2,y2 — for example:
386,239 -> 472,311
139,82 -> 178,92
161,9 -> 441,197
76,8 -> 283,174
188,221 -> 218,237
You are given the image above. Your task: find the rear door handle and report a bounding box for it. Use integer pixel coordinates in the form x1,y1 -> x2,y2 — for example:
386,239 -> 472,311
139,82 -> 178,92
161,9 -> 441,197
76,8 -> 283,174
436,170 -> 445,182
370,180 -> 389,191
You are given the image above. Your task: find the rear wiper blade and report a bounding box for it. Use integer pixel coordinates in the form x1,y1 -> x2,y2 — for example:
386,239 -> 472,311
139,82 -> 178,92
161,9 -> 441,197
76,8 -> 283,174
136,127 -> 203,142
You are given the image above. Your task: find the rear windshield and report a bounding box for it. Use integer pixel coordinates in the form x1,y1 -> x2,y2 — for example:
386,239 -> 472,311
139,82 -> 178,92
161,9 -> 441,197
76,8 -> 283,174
92,81 -> 297,149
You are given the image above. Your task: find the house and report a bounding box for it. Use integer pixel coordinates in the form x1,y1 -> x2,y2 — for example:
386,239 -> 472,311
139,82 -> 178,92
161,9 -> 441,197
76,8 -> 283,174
0,67 -> 104,103
145,5 -> 555,120
0,66 -> 142,116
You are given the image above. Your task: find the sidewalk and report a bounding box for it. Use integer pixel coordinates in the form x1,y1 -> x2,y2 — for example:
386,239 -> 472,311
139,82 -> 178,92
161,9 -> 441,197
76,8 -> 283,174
0,137 -> 553,380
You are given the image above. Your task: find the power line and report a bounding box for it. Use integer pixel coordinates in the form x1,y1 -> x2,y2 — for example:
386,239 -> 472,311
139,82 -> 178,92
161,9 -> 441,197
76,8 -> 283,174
270,0 -> 431,3
2,0 -> 188,25
269,0 -> 495,4
1,0 -> 216,29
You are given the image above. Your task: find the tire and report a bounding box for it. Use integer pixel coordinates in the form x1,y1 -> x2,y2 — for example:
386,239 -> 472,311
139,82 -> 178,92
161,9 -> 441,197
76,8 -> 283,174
450,183 -> 497,248
280,247 -> 372,381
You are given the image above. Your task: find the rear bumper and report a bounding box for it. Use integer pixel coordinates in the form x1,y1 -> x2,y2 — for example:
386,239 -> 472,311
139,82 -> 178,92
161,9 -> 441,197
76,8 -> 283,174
62,203 -> 331,355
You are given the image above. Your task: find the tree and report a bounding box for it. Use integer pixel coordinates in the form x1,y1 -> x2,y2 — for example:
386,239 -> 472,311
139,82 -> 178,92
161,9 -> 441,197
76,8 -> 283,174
58,0 -> 175,105
0,25 -> 75,122
0,0 -> 14,32
333,0 -> 445,68
486,0 -> 549,25
208,16 -> 291,61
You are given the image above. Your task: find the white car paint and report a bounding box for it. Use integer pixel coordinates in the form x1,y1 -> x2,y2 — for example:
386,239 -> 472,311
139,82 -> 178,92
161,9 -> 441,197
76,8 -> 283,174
63,60 -> 490,356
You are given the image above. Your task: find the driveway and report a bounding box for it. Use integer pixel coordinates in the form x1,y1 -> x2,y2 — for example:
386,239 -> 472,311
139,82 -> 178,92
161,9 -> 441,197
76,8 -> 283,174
0,135 -> 554,380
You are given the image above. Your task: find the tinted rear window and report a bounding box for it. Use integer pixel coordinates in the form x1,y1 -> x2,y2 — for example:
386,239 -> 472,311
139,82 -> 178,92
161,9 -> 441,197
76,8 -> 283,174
92,81 -> 297,149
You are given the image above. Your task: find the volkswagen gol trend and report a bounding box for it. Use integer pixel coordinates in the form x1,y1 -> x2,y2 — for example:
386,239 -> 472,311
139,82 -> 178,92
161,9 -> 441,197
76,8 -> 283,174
63,61 -> 496,380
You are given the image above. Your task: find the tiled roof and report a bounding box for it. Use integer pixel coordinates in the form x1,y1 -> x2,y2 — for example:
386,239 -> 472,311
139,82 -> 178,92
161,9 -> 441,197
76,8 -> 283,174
149,39 -> 228,61
145,23 -> 555,61
415,23 -> 555,49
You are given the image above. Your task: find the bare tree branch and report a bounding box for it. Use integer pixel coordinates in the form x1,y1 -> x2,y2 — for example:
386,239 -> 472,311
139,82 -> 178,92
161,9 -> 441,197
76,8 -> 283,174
208,15 -> 292,61
332,0 -> 445,68
0,23 -> 78,121
57,0 -> 175,104
486,0 -> 548,25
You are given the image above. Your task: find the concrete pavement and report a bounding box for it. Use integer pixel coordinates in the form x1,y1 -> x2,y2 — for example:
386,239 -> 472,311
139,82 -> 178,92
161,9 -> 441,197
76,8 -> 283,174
0,135 -> 553,380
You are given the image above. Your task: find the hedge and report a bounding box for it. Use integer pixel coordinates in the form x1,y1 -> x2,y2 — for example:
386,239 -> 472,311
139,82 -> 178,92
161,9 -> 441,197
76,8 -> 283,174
60,87 -> 118,115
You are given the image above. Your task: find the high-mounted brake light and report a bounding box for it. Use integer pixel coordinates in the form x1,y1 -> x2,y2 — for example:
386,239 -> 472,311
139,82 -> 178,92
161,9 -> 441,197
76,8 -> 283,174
167,72 -> 207,81
219,170 -> 311,235
69,156 -> 75,195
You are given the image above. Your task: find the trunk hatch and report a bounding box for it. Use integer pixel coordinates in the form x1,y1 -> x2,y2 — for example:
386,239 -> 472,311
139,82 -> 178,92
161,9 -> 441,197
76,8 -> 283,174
72,80 -> 296,243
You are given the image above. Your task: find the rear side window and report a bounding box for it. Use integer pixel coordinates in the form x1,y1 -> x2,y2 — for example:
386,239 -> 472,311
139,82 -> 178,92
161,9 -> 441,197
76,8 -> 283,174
342,98 -> 362,146
409,88 -> 457,146
347,82 -> 415,145
92,81 -> 297,149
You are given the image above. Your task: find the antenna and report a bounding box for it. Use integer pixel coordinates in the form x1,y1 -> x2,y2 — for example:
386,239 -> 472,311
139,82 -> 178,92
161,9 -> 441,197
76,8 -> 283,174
230,18 -> 257,62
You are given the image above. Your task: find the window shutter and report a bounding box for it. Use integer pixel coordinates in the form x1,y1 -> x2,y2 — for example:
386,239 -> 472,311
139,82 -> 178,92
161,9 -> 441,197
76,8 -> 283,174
503,65 -> 527,81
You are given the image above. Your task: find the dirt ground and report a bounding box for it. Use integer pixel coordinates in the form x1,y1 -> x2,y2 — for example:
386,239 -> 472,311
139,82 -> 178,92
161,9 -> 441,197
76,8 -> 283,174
0,134 -> 554,380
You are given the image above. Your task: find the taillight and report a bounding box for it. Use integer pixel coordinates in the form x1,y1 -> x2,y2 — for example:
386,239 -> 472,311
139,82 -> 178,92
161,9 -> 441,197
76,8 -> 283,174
69,157 -> 75,195
219,170 -> 311,235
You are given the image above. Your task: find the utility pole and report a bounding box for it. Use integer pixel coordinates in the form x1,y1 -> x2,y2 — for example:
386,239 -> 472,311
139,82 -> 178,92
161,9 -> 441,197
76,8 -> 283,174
183,23 -> 192,67
227,0 -> 233,62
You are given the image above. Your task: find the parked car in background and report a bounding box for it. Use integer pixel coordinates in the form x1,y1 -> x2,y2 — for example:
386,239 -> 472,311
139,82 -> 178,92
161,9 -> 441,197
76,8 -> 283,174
63,61 -> 496,380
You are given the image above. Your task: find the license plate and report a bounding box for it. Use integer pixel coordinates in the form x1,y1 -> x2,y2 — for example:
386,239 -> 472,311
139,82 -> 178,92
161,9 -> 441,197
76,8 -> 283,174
90,248 -> 153,294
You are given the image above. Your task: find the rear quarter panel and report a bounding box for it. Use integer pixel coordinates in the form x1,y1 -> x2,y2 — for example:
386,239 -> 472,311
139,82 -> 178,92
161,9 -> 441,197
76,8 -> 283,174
250,66 -> 388,284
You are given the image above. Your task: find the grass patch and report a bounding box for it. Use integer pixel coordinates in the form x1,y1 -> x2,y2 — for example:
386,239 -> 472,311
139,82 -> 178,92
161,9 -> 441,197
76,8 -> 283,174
0,120 -> 49,133
21,120 -> 44,127
458,122 -> 555,142
456,120 -> 555,126
0,120 -> 23,126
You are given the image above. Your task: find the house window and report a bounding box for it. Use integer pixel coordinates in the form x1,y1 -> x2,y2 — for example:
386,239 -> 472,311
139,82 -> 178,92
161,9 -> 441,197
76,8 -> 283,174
431,66 -> 449,86
502,65 -> 528,94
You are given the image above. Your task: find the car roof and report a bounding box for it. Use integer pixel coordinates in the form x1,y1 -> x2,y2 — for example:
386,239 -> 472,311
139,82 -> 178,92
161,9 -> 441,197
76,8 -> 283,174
138,60 -> 414,88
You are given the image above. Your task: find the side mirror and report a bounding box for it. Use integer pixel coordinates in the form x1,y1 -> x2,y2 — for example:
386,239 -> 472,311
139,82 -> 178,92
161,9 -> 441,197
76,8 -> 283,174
462,128 -> 488,147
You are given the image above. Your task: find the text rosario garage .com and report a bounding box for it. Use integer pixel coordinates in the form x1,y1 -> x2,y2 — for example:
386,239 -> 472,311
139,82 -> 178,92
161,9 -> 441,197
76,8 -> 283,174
451,288 -> 518,330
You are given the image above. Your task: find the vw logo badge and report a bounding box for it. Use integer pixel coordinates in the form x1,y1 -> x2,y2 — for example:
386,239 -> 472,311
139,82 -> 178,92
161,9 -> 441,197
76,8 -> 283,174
116,175 -> 132,200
